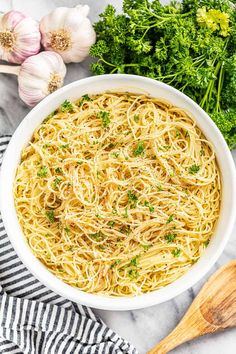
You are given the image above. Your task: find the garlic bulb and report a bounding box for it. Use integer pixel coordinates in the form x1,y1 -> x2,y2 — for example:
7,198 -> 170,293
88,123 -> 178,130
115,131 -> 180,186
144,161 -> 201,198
40,5 -> 96,63
0,10 -> 41,64
18,51 -> 66,106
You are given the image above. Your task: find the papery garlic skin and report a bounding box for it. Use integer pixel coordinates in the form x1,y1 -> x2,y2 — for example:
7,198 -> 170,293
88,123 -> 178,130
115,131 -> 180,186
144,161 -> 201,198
0,11 -> 41,64
40,5 -> 96,63
18,51 -> 66,106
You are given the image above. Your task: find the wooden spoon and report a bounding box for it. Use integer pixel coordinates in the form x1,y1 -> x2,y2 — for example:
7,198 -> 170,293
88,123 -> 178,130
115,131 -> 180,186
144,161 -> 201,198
148,260 -> 236,354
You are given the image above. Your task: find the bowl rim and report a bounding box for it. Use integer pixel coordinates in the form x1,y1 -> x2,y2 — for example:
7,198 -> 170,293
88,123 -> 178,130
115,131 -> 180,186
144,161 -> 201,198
1,74 -> 236,311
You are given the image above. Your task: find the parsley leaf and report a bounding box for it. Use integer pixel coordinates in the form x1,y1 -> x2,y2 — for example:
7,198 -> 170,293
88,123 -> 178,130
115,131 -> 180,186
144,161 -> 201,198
37,166 -> 47,178
61,100 -> 73,112
110,259 -> 121,268
46,210 -> 55,223
52,177 -> 61,188
165,233 -> 177,243
144,200 -> 154,213
133,141 -> 145,157
166,214 -> 174,224
89,231 -> 104,241
112,151 -> 119,158
127,190 -> 138,207
60,144 -> 69,149
123,207 -> 129,218
64,226 -> 70,234
97,111 -> 111,128
172,248 -> 181,257
128,269 -> 139,279
130,256 -> 139,267
55,167 -> 62,173
189,164 -> 200,174
141,244 -> 152,251
108,221 -> 115,227
79,94 -> 92,106
157,184 -> 164,191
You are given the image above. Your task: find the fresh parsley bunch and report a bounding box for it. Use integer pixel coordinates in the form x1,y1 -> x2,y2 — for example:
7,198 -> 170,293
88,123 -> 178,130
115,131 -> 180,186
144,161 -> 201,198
90,0 -> 236,149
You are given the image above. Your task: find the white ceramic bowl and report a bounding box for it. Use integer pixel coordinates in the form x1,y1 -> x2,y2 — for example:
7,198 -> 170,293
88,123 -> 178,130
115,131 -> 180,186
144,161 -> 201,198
0,74 -> 236,310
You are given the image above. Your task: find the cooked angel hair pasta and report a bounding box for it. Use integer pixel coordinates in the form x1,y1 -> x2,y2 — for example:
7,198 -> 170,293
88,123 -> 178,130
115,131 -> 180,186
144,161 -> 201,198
14,92 -> 221,296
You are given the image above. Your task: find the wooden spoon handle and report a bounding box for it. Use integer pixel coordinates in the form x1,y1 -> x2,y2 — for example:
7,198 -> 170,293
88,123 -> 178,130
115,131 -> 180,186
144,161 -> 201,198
147,311 -> 213,354
148,261 -> 236,354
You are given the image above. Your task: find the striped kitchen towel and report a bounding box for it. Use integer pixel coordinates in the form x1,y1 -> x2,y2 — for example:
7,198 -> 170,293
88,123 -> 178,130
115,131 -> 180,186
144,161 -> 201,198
0,136 -> 138,354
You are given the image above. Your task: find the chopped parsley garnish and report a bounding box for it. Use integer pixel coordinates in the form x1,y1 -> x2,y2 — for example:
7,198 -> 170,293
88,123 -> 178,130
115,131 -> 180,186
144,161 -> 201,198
130,256 -> 139,267
134,114 -> 140,122
112,151 -> 119,158
157,184 -> 163,191
77,160 -> 83,165
127,190 -> 138,207
126,225 -> 131,235
128,269 -> 139,279
89,231 -> 104,241
64,226 -> 70,234
46,210 -> 55,223
61,100 -> 73,112
141,244 -> 152,251
55,167 -> 62,173
204,239 -> 210,247
144,201 -> 154,213
79,94 -> 92,106
133,141 -> 145,157
60,144 -> 69,149
43,111 -> 57,123
53,177 -> 61,188
112,208 -> 118,215
172,248 -> 181,257
110,259 -> 121,268
97,111 -> 111,128
162,145 -> 171,150
166,214 -> 174,224
108,143 -> 116,149
175,130 -> 181,138
37,166 -> 47,178
123,207 -> 128,218
200,149 -> 205,156
43,143 -> 50,149
189,164 -> 200,174
108,221 -> 115,227
165,233 -> 177,243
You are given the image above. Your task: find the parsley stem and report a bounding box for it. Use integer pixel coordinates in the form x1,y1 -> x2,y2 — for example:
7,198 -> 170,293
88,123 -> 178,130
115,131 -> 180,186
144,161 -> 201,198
99,58 -> 116,68
216,62 -> 224,113
145,5 -> 192,20
200,59 -> 218,109
110,67 -> 118,74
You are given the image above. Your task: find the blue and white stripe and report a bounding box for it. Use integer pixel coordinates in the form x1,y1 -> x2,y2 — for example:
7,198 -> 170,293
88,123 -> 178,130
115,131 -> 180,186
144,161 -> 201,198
0,136 -> 138,354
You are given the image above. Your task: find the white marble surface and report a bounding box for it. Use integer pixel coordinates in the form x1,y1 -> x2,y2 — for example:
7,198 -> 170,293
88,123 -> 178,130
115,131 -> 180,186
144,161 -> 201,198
0,1 -> 236,353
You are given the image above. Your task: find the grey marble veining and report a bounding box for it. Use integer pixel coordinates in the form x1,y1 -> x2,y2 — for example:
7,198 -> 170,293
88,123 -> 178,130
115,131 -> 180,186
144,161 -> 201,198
0,1 -> 236,353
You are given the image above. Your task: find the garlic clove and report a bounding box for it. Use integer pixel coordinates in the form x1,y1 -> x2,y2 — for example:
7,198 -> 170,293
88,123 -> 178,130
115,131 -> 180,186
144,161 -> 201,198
0,11 -> 41,64
75,5 -> 90,18
18,51 -> 66,106
40,5 -> 96,64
